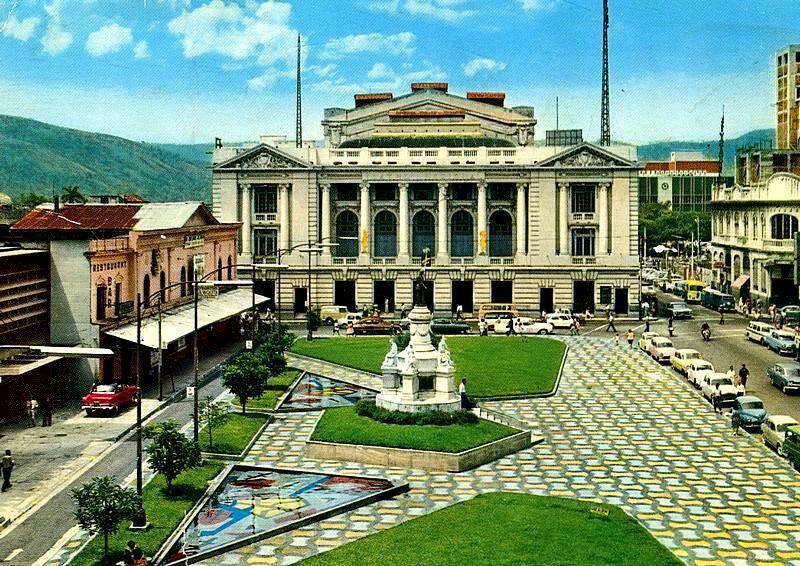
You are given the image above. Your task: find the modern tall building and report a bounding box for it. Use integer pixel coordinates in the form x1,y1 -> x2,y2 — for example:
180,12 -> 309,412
776,44 -> 800,150
638,152 -> 732,213
211,84 -> 642,317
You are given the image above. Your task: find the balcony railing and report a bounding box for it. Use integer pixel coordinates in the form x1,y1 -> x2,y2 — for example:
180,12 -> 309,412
571,212 -> 596,222
332,257 -> 358,265
254,212 -> 278,223
763,239 -> 794,249
571,257 -> 597,265
89,237 -> 129,253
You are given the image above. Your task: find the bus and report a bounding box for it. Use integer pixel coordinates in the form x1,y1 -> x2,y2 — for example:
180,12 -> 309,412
684,280 -> 705,303
700,288 -> 735,312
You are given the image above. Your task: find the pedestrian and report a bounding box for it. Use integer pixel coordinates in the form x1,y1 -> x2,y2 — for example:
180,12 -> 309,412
509,316 -> 517,336
614,332 -> 620,347
333,320 -> 340,336
606,312 -> 617,332
26,397 -> 38,428
540,310 -> 546,321
770,303 -> 776,322
626,328 -> 635,347
132,547 -> 147,566
778,312 -> 785,329
478,319 -> 486,337
1,449 -> 13,492
645,318 -> 651,332
731,407 -> 740,435
739,364 -> 750,389
456,304 -> 463,320
574,318 -> 581,336
346,322 -> 354,336
667,315 -> 674,337
719,309 -> 725,325
642,300 -> 649,319
726,365 -> 736,385
712,382 -> 722,413
42,396 -> 52,427
459,378 -> 471,409
123,540 -> 138,566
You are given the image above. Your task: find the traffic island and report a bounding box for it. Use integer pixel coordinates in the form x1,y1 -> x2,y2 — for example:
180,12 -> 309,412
199,412 -> 272,460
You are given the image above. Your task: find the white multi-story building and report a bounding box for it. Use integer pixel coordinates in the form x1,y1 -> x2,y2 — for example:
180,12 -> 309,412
211,83 -> 641,317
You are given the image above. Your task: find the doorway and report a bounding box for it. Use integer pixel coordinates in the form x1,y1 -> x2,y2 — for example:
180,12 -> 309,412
573,281 -> 595,313
614,288 -> 629,314
334,281 -> 357,312
293,287 -> 308,315
491,281 -> 513,304
539,287 -> 554,314
255,280 -> 275,311
374,281 -> 396,313
451,281 -> 474,314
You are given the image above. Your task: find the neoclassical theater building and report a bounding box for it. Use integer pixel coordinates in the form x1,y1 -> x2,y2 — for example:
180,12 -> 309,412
211,83 -> 641,317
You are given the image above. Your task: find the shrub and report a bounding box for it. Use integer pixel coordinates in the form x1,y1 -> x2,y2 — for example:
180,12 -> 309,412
393,331 -> 441,350
355,400 -> 477,426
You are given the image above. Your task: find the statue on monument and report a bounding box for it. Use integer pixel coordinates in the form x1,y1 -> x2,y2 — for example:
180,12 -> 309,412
413,247 -> 432,307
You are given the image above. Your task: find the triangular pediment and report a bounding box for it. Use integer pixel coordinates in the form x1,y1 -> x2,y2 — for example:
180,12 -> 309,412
215,144 -> 311,170
537,143 -> 635,169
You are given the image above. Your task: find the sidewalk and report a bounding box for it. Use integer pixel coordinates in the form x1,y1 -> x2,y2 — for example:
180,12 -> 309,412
0,341 -> 242,531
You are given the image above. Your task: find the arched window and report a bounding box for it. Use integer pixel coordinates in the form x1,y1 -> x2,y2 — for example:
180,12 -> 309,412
771,214 -> 798,240
217,258 -> 223,280
180,266 -> 187,297
335,211 -> 359,257
374,211 -> 397,257
412,211 -> 435,258
159,271 -> 166,303
227,255 -> 233,280
488,210 -> 513,257
450,210 -> 474,257
143,275 -> 151,308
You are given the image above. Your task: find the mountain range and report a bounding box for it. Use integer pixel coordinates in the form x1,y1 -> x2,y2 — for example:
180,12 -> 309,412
0,114 -> 778,204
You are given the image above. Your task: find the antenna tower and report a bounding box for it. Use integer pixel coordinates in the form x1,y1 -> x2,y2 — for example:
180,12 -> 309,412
296,34 -> 302,148
716,107 -> 725,188
600,0 -> 611,146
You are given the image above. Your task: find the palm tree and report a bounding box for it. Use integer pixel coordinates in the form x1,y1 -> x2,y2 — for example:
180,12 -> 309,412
61,186 -> 86,204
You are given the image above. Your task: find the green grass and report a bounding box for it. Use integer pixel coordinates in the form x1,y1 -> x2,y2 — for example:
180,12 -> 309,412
199,412 -> 270,455
70,461 -> 225,566
231,368 -> 301,410
310,406 -> 517,453
300,492 -> 681,566
292,336 -> 565,398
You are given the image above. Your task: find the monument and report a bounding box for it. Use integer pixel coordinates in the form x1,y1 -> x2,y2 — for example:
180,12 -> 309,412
376,257 -> 461,413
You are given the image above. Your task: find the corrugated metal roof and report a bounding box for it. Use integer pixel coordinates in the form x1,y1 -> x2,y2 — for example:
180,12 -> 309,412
132,202 -> 207,231
12,205 -> 142,231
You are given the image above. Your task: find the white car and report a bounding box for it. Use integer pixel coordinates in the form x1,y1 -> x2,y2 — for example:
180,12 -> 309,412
494,317 -> 553,335
700,373 -> 744,406
762,415 -> 799,457
641,284 -> 656,296
546,313 -> 574,330
338,313 -> 362,326
686,360 -> 715,388
638,331 -> 659,351
648,336 -> 676,364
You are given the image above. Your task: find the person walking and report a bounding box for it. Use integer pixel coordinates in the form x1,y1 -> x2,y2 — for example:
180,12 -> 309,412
613,333 -> 620,347
626,328 -> 635,348
726,365 -> 736,384
332,320 -> 340,336
712,382 -> 722,413
719,309 -> 725,325
456,304 -> 463,321
739,364 -> 750,390
459,378 -> 471,409
26,398 -> 38,428
1,449 -> 13,492
667,315 -> 674,337
478,319 -> 486,337
41,396 -> 53,427
645,318 -> 651,332
123,540 -> 138,566
509,316 -> 517,336
606,312 -> 617,333
731,407 -> 740,436
574,318 -> 582,336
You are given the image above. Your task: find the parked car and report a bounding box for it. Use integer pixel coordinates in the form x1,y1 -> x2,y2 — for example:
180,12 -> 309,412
82,383 -> 138,416
767,362 -> 800,393
779,305 -> 800,323
670,349 -> 702,375
431,318 -> 470,335
351,316 -> 400,335
546,313 -> 574,330
648,336 -> 676,364
700,372 -> 743,406
783,425 -> 800,470
641,284 -> 657,296
663,301 -> 693,319
484,312 -> 513,332
638,331 -> 659,352
762,415 -> 799,457
765,329 -> 797,356
493,317 -> 553,335
745,321 -> 775,345
686,360 -> 715,388
338,312 -> 363,327
320,305 -> 350,326
731,395 -> 768,431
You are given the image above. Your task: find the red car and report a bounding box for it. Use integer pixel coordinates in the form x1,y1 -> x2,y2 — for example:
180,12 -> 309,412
352,316 -> 400,335
82,383 -> 138,416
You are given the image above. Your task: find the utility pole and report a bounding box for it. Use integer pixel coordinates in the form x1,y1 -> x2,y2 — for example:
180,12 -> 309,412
600,0 -> 611,146
296,34 -> 302,148
716,106 -> 725,189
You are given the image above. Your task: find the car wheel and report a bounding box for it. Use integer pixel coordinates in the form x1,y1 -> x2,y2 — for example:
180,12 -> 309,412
85,409 -> 94,417
325,317 -> 334,326
538,329 -> 548,335
778,444 -> 788,457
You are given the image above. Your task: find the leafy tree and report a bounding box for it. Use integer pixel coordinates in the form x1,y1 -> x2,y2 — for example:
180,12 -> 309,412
640,202 -> 710,249
199,396 -> 229,450
12,192 -> 48,209
71,476 -> 141,557
306,307 -> 321,341
143,420 -> 201,494
222,351 -> 267,414
61,185 -> 86,204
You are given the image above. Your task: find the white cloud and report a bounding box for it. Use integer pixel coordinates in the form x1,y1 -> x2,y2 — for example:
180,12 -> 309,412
1,14 -> 40,42
86,23 -> 133,57
368,0 -> 474,22
312,61 -> 446,95
41,2 -> 73,55
463,57 -> 507,77
367,63 -> 394,80
133,40 -> 150,59
308,64 -> 337,78
518,0 -> 559,11
247,71 -> 276,91
320,32 -> 415,60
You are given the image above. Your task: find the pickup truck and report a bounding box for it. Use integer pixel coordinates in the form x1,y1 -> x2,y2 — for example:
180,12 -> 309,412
82,383 -> 138,416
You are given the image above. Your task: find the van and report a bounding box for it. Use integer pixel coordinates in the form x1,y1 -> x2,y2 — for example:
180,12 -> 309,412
319,305 -> 349,325
745,321 -> 774,345
477,303 -> 519,321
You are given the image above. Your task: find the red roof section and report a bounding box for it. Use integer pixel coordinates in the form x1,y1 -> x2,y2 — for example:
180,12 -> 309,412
389,109 -> 465,117
12,204 -> 142,231
410,82 -> 448,92
466,92 -> 506,100
644,160 -> 720,173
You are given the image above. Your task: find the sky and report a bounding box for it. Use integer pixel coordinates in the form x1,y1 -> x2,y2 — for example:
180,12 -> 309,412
0,0 -> 796,145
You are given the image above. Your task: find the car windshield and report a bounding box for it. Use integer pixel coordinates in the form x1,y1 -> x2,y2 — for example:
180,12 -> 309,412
775,332 -> 794,340
654,340 -> 673,347
694,363 -> 712,370
778,423 -> 797,432
93,384 -> 117,393
684,352 -> 700,359
740,401 -> 764,410
787,368 -> 800,377
711,378 -> 731,386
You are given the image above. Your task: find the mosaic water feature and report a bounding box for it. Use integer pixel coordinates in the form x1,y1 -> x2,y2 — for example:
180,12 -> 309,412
163,465 -> 403,564
277,372 -> 377,411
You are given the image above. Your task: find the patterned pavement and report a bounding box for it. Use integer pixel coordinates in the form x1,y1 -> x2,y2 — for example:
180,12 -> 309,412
206,340 -> 800,566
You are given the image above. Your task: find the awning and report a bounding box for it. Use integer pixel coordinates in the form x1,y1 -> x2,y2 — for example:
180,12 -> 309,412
104,288 -> 267,350
731,275 -> 750,291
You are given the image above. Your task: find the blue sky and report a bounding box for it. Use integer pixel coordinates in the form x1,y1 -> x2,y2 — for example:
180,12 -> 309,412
0,0 -> 796,144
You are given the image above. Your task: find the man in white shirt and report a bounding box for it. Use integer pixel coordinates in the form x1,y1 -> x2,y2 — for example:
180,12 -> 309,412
459,378 -> 470,409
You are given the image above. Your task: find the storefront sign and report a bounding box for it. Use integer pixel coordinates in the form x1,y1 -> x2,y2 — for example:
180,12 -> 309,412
186,386 -> 195,399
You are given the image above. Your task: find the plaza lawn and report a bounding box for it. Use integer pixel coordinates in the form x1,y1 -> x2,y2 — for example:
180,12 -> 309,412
292,336 -> 565,398
70,460 -> 225,566
199,412 -> 270,455
310,406 -> 517,453
231,368 -> 302,410
300,492 -> 681,566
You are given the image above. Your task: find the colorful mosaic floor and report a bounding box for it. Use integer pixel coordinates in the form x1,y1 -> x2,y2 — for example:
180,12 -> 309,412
276,373 -> 376,411
208,340 -> 800,566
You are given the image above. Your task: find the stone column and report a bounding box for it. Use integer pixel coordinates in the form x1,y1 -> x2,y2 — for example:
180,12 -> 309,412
516,183 -> 527,258
558,182 -> 569,255
437,182 -> 448,263
320,183 -> 331,261
241,183 -> 252,259
597,182 -> 609,255
398,182 -> 410,263
477,182 -> 487,256
359,181 -> 370,262
279,184 -> 290,252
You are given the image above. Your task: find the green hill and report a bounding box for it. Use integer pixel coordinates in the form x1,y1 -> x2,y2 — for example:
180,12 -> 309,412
0,114 -> 210,203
